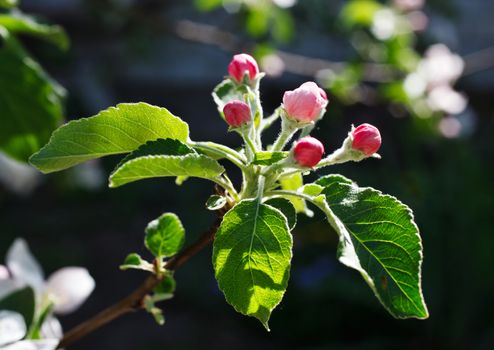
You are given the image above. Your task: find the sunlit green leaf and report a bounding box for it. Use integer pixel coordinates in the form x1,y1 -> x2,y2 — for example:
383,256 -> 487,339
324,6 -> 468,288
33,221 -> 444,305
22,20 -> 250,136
265,198 -> 296,230
145,213 -> 185,258
30,103 -> 189,173
316,175 -> 428,319
109,154 -> 224,188
279,173 -> 313,217
341,0 -> 382,26
253,151 -> 288,166
213,199 -> 292,329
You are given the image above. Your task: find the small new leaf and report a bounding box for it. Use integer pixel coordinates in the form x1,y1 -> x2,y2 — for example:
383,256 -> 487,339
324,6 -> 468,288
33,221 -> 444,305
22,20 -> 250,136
279,173 -> 313,217
253,151 -> 288,166
154,275 -> 176,295
213,199 -> 292,330
120,253 -> 154,272
143,296 -> 165,326
206,195 -> 227,211
145,213 -> 185,259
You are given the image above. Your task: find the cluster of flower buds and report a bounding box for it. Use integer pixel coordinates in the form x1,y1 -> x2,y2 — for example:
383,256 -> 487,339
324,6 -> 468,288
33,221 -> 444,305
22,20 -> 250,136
222,53 -> 382,169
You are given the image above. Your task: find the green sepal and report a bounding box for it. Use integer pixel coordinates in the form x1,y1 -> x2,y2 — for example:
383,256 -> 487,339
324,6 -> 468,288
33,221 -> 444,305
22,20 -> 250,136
145,213 -> 185,259
120,253 -> 154,272
205,195 -> 227,211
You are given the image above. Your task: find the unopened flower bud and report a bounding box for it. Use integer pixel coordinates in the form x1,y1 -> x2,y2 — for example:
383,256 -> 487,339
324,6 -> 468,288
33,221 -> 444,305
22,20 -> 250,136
228,53 -> 259,83
223,100 -> 251,128
293,136 -> 325,167
283,82 -> 328,123
351,123 -> 381,156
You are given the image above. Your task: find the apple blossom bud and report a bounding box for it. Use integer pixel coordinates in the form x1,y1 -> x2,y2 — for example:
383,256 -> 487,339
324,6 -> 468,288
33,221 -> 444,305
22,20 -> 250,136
223,100 -> 251,128
283,82 -> 328,123
351,123 -> 382,156
228,53 -> 259,83
293,136 -> 325,167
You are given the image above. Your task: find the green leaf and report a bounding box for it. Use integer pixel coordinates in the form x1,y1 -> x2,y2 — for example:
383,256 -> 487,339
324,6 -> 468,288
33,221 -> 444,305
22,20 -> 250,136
341,0 -> 382,27
0,13 -> 69,50
0,287 -> 35,328
0,31 -> 64,162
212,79 -> 247,114
29,102 -> 189,173
120,253 -> 153,272
316,175 -> 428,319
109,142 -> 224,187
194,0 -> 222,11
116,138 -> 195,166
143,295 -> 166,326
145,213 -> 185,258
253,151 -> 288,166
154,275 -> 176,295
0,0 -> 17,9
272,8 -> 294,43
206,195 -> 227,211
279,173 -> 313,217
265,198 -> 296,230
213,199 -> 292,329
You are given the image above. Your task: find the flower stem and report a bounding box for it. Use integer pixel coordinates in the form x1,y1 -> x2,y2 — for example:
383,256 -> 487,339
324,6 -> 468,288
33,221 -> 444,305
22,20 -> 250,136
190,141 -> 246,169
271,118 -> 297,152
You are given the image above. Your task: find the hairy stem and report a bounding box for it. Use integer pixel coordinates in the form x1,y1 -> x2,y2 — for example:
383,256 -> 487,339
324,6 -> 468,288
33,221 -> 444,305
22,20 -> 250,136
270,118 -> 297,152
58,216 -> 223,349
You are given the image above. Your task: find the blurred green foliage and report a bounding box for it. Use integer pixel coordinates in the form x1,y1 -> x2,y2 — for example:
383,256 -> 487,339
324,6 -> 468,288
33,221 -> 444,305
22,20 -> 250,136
0,3 -> 67,162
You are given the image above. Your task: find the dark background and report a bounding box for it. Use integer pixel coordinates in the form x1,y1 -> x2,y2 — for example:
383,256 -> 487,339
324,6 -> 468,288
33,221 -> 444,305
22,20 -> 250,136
1,0 -> 494,349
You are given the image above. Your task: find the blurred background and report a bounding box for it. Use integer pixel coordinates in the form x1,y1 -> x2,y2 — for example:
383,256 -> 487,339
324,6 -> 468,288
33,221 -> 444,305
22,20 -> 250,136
1,0 -> 493,349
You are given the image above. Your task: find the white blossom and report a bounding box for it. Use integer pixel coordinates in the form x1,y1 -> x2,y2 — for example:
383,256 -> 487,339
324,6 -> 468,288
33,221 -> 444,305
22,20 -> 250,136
1,239 -> 95,316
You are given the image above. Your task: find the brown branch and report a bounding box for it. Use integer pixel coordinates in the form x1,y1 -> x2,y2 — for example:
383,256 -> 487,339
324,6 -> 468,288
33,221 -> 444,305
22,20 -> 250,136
58,215 -> 223,349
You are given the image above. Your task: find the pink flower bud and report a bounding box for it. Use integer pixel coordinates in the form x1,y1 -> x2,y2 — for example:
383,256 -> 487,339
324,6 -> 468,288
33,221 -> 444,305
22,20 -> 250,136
223,100 -> 251,128
283,82 -> 328,123
228,54 -> 259,83
293,136 -> 325,167
351,123 -> 382,156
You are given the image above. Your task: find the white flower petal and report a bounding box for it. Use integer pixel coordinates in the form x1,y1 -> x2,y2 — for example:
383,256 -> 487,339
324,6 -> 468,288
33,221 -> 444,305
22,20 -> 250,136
0,339 -> 59,350
40,317 -> 63,340
0,311 -> 26,346
6,239 -> 45,293
46,267 -> 95,315
0,279 -> 22,301
0,265 -> 9,280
